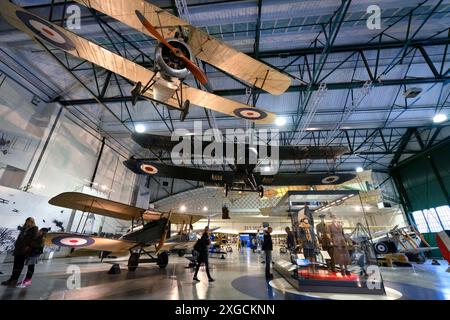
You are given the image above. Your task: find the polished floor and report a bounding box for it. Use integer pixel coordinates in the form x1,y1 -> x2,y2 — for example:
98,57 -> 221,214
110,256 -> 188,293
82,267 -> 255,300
0,247 -> 449,300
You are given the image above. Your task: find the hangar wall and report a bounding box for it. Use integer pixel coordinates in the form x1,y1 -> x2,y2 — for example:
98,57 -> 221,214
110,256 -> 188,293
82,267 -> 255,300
0,75 -> 137,235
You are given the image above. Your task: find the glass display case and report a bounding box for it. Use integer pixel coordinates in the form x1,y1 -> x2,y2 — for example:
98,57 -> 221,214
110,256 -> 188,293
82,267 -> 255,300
273,190 -> 386,295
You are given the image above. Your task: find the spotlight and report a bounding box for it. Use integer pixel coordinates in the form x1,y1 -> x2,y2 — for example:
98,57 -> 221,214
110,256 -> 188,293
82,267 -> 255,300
202,206 -> 208,212
356,167 -> 364,173
135,124 -> 146,133
180,205 -> 186,212
433,113 -> 447,124
275,117 -> 287,127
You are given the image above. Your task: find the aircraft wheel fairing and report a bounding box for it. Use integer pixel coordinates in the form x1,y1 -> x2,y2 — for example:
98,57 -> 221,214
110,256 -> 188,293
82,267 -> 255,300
157,251 -> 169,268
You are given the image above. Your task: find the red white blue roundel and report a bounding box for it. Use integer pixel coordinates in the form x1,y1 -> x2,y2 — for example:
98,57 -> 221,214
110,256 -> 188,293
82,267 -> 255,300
52,235 -> 95,248
16,11 -> 75,51
322,175 -> 340,184
140,163 -> 158,175
233,108 -> 268,120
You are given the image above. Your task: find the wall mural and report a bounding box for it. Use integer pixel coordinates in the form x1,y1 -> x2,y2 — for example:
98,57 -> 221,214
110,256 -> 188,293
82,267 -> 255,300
0,227 -> 20,255
0,186 -> 70,233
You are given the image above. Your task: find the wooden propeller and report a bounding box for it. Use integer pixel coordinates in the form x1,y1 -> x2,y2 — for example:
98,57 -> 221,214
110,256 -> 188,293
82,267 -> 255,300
135,10 -> 209,86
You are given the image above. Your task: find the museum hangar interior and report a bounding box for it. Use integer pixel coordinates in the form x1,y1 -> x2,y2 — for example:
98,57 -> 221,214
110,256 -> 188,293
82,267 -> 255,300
0,0 -> 449,301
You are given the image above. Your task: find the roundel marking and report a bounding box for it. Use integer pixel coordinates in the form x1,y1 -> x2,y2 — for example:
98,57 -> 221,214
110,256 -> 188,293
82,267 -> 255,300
15,11 -> 75,51
321,175 -> 340,184
233,108 -> 268,120
140,163 -> 158,175
52,235 -> 95,248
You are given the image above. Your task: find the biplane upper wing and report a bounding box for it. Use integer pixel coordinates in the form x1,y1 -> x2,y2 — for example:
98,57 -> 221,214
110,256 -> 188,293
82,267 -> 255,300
45,232 -> 137,252
132,133 -> 349,160
74,0 -> 291,96
0,1 -> 276,124
49,192 -> 204,224
49,192 -> 159,221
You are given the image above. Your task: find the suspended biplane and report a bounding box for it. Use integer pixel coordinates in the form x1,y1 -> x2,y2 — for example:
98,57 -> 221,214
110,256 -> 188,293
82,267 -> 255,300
124,133 -> 355,198
45,192 -> 207,271
0,0 -> 291,123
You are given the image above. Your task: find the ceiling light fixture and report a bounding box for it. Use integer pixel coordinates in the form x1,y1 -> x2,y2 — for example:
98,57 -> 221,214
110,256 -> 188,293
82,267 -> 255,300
180,205 -> 186,212
433,113 -> 447,124
275,117 -> 287,127
135,124 -> 146,133
356,167 -> 364,173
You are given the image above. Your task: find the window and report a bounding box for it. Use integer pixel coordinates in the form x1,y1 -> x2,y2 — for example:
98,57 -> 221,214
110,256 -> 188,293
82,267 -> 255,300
412,210 -> 429,233
436,206 -> 450,230
411,205 -> 450,233
422,208 -> 443,232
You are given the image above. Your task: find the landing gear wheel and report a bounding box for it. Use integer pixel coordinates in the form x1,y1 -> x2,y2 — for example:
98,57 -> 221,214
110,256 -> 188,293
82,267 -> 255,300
128,252 -> 140,271
178,249 -> 186,257
406,252 -> 426,264
157,251 -> 169,269
180,100 -> 190,122
131,82 -> 142,106
258,186 -> 264,198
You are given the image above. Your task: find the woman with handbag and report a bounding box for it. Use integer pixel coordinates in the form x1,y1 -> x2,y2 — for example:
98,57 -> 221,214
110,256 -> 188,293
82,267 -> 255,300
1,217 -> 38,287
193,227 -> 215,282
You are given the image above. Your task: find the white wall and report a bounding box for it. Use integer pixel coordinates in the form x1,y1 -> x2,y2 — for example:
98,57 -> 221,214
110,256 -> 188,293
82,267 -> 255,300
0,74 -> 139,236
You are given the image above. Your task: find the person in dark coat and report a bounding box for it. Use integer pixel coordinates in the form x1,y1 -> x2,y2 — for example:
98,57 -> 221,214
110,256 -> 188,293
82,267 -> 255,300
262,227 -> 273,279
16,228 -> 48,288
1,217 -> 38,286
285,227 -> 296,262
193,227 -> 214,282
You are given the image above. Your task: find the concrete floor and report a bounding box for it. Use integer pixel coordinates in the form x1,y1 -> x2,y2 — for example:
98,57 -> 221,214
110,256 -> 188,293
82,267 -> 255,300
0,247 -> 449,300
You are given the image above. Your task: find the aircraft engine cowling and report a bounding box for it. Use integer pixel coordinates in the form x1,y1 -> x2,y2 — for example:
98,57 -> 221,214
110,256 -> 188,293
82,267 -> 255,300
154,39 -> 193,79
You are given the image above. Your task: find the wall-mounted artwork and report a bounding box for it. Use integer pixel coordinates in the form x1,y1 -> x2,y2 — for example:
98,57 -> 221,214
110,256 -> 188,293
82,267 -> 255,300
0,186 -> 70,232
0,227 -> 20,254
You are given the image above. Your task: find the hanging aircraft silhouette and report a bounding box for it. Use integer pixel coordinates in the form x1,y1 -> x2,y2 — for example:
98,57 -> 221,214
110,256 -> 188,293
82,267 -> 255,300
0,134 -> 12,155
45,192 -> 206,271
124,133 -> 355,198
1,0 -> 291,123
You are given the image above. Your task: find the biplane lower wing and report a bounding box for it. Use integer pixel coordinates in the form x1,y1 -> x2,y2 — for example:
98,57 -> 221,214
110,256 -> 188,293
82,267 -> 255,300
159,241 -> 196,252
125,158 -> 356,186
0,0 -> 277,124
124,158 -> 235,185
258,172 -> 356,186
49,192 -> 204,224
45,232 -> 137,253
